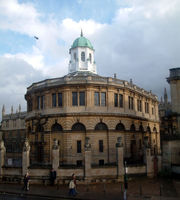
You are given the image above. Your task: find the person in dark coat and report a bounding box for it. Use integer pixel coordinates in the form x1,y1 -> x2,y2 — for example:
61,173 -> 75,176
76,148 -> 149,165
50,168 -> 56,186
23,172 -> 30,191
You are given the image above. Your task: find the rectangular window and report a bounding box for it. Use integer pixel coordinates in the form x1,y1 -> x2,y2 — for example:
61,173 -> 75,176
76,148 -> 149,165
119,94 -> 123,108
41,96 -> 45,109
94,92 -> 100,106
139,139 -> 142,149
6,120 -> 9,128
128,96 -> 133,110
52,93 -> 56,107
77,140 -> 82,153
37,96 -> 41,110
79,92 -> 85,106
137,99 -> 142,112
145,102 -> 149,113
152,107 -> 154,115
101,92 -> 106,106
99,160 -> 104,166
76,160 -> 82,167
114,93 -> 118,107
131,97 -> 134,110
58,93 -> 63,107
72,92 -> 78,106
28,99 -> 33,112
147,103 -> 149,113
99,140 -> 104,152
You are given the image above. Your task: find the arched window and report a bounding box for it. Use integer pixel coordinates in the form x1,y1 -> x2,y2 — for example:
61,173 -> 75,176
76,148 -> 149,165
89,53 -> 92,63
147,126 -> 151,133
95,122 -> 108,131
139,125 -> 144,132
116,123 -> 125,131
36,124 -> 44,132
51,122 -> 63,132
72,123 -> 86,132
130,124 -> 136,132
81,52 -> 85,62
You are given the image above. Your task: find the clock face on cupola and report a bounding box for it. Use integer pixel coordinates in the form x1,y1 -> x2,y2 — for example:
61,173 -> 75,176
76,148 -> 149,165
68,30 -> 97,74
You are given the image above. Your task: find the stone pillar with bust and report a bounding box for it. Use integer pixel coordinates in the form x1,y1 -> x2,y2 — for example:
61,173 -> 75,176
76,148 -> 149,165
144,136 -> 154,177
116,136 -> 124,181
52,139 -> 60,171
84,137 -> 92,181
22,138 -> 30,176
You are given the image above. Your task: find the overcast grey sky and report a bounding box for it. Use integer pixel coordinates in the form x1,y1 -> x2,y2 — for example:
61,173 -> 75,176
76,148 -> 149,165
0,0 -> 180,117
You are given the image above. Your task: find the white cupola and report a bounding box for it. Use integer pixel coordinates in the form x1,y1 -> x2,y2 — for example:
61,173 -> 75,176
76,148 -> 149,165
68,31 -> 97,74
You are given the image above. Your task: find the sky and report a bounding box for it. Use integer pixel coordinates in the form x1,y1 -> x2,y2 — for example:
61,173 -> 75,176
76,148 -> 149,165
0,0 -> 180,117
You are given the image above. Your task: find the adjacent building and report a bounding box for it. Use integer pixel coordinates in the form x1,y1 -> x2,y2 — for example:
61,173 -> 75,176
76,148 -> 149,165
159,68 -> 180,175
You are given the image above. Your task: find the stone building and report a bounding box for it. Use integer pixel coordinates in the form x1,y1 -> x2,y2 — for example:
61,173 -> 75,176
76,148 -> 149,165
159,68 -> 180,174
0,33 -> 161,182
0,105 -> 26,167
25,33 -> 160,168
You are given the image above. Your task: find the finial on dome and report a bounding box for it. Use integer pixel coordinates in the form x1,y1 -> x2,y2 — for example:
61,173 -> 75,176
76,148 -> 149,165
80,29 -> 83,37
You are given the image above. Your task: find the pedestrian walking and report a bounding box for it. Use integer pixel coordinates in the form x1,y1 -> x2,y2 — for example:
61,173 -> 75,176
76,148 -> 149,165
50,168 -> 57,186
23,172 -> 30,191
69,179 -> 76,196
72,173 -> 78,194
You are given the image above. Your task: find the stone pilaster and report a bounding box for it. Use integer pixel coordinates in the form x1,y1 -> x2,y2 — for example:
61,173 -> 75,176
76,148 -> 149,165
116,137 -> 124,181
22,138 -> 30,176
84,137 -> 91,181
52,139 -> 60,171
0,140 -> 6,177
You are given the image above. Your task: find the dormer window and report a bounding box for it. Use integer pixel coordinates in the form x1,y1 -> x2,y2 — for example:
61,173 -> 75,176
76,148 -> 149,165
81,52 -> 85,62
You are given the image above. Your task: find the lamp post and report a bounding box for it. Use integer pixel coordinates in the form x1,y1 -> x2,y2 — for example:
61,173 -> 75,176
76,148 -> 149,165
124,161 -> 128,200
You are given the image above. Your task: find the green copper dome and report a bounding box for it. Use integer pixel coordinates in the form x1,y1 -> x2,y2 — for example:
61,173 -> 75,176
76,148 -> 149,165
71,32 -> 94,50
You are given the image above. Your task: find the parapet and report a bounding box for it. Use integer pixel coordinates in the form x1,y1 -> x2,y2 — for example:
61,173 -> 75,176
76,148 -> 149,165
167,68 -> 180,83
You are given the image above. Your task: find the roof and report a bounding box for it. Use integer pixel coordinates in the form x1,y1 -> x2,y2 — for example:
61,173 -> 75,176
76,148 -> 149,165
71,34 -> 94,50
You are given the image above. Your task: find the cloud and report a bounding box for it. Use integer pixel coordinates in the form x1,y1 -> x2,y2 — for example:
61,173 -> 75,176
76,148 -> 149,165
94,0 -> 180,99
1,0 -> 180,118
0,55 -> 46,116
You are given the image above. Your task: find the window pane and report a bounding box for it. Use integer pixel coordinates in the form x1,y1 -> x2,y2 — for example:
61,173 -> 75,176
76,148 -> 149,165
101,92 -> 106,106
58,93 -> 63,107
140,100 -> 142,111
131,97 -> 134,110
77,140 -> 82,153
37,96 -> 41,110
76,160 -> 82,167
128,96 -> 131,109
129,96 -> 133,110
52,93 -> 56,107
99,140 -> 103,152
41,96 -> 44,109
114,93 -> 118,107
72,92 -> 78,106
28,99 -> 33,112
94,92 -> 100,106
79,92 -> 85,106
81,52 -> 85,62
99,160 -> 104,166
119,94 -> 123,108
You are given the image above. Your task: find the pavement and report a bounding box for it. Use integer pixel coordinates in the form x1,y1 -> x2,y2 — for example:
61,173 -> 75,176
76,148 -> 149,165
0,177 -> 180,200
